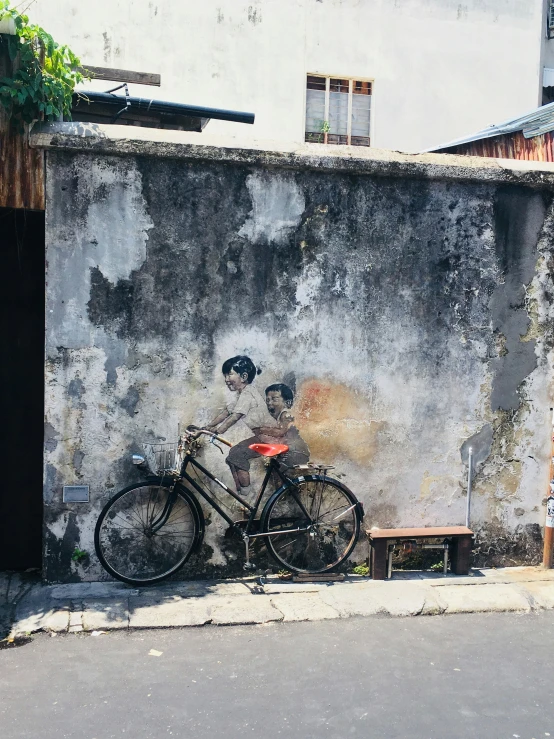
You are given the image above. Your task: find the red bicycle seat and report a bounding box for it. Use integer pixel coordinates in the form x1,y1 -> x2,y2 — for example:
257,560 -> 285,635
248,443 -> 289,457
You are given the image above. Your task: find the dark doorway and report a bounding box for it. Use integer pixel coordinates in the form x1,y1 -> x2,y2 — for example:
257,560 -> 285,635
0,208 -> 44,569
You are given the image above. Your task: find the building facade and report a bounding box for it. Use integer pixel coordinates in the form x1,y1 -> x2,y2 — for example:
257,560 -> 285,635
31,0 -> 554,153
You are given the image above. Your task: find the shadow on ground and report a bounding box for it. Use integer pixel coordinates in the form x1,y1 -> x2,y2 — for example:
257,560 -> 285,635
1,565 -> 500,639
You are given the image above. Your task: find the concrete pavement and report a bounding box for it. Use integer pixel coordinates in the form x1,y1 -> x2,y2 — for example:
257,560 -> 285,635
4,565 -> 554,637
4,613 -> 554,739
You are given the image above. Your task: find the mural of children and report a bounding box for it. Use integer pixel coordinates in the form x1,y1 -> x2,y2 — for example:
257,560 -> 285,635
258,383 -> 310,470
207,355 -> 276,496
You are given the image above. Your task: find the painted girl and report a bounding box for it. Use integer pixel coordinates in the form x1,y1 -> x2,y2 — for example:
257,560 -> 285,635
207,355 -> 276,496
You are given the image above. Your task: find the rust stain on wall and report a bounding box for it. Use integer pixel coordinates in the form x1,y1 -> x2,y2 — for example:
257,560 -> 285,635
420,473 -> 458,500
0,115 -> 45,210
295,379 -> 385,465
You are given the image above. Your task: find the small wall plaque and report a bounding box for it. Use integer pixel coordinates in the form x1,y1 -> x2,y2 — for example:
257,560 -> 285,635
63,485 -> 89,503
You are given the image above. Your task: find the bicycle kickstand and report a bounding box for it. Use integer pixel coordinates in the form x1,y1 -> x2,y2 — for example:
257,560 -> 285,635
243,534 -> 256,571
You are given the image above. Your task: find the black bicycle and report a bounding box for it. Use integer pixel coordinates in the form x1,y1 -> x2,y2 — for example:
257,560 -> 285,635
94,426 -> 363,586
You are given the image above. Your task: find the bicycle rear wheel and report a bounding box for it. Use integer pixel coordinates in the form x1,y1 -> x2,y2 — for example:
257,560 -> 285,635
94,479 -> 199,586
261,475 -> 361,574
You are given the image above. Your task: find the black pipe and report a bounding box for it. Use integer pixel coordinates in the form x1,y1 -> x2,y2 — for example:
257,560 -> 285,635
73,91 -> 255,124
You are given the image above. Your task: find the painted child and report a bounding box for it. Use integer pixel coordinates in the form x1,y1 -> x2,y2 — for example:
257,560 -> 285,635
207,355 -> 276,496
258,383 -> 310,470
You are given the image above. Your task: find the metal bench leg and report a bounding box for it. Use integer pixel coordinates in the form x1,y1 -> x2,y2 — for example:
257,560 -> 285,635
450,535 -> 472,575
387,543 -> 394,579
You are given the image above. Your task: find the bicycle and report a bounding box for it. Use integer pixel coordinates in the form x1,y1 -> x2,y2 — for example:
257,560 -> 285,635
94,426 -> 364,586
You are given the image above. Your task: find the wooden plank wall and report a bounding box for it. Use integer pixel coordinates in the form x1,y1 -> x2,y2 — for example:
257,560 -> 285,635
0,112 -> 45,210
0,42 -> 45,211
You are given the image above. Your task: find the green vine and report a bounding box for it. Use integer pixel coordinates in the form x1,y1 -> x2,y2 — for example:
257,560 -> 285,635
0,0 -> 84,125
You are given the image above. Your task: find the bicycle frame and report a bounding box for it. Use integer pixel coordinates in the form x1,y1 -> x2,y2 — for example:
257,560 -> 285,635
150,451 -> 315,543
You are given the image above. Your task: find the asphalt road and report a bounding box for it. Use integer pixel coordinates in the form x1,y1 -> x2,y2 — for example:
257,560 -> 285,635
1,612 -> 553,739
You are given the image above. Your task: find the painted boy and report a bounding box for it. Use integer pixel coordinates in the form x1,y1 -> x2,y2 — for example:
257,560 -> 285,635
258,383 -> 310,470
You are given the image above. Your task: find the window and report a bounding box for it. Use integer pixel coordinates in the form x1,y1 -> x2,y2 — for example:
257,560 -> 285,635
305,75 -> 372,146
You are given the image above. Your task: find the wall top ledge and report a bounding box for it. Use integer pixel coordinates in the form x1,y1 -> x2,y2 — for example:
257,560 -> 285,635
30,121 -> 554,188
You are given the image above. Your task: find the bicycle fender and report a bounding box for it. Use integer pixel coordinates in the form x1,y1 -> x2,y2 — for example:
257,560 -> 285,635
259,480 -> 292,532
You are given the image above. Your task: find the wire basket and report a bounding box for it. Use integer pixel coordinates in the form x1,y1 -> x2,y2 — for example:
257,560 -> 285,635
142,440 -> 182,475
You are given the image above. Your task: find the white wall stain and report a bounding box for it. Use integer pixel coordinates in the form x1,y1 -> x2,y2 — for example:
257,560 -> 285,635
239,173 -> 305,244
46,158 -> 153,351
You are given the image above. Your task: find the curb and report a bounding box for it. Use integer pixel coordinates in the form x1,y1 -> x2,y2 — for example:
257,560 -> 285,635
6,567 -> 554,637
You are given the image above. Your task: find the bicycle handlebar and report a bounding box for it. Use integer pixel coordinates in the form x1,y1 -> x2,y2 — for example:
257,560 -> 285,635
185,425 -> 233,448
211,432 -> 233,448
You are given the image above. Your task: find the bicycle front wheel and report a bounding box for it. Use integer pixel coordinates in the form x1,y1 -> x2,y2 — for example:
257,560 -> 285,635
94,480 -> 199,586
261,475 -> 360,574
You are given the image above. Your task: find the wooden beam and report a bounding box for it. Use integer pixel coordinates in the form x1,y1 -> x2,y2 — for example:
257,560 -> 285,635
78,65 -> 161,87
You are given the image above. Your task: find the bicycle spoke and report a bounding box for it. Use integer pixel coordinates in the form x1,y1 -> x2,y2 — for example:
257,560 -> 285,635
111,516 -> 144,533
152,531 -> 194,539
131,494 -> 147,527
164,514 -> 191,525
125,504 -> 146,529
146,487 -> 165,527
274,532 -> 307,553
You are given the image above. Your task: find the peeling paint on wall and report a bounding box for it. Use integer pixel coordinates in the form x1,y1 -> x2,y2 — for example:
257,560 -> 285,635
238,173 -> 305,245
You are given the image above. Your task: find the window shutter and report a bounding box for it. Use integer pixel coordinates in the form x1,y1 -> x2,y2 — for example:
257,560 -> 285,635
305,75 -> 326,141
328,78 -> 349,144
351,81 -> 371,146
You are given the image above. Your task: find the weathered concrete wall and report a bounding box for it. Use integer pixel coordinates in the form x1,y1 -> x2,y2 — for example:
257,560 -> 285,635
42,131 -> 554,582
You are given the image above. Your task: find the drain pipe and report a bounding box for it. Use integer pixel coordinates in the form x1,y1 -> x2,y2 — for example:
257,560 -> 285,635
465,447 -> 473,529
542,408 -> 554,568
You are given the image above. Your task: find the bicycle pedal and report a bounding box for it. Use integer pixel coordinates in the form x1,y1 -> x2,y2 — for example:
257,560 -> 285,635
243,562 -> 256,571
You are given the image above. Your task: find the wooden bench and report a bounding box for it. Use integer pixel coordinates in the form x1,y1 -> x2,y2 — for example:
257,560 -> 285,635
366,526 -> 474,580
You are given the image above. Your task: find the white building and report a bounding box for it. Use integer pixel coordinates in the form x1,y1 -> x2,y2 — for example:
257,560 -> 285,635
31,0 -> 554,152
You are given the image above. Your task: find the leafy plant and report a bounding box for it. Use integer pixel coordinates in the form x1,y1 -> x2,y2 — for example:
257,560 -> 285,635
314,119 -> 330,143
71,547 -> 88,563
0,0 -> 84,125
351,564 -> 370,576
277,569 -> 292,580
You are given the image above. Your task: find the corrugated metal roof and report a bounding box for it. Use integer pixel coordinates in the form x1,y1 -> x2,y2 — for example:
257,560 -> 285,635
432,129 -> 554,162
425,100 -> 554,153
